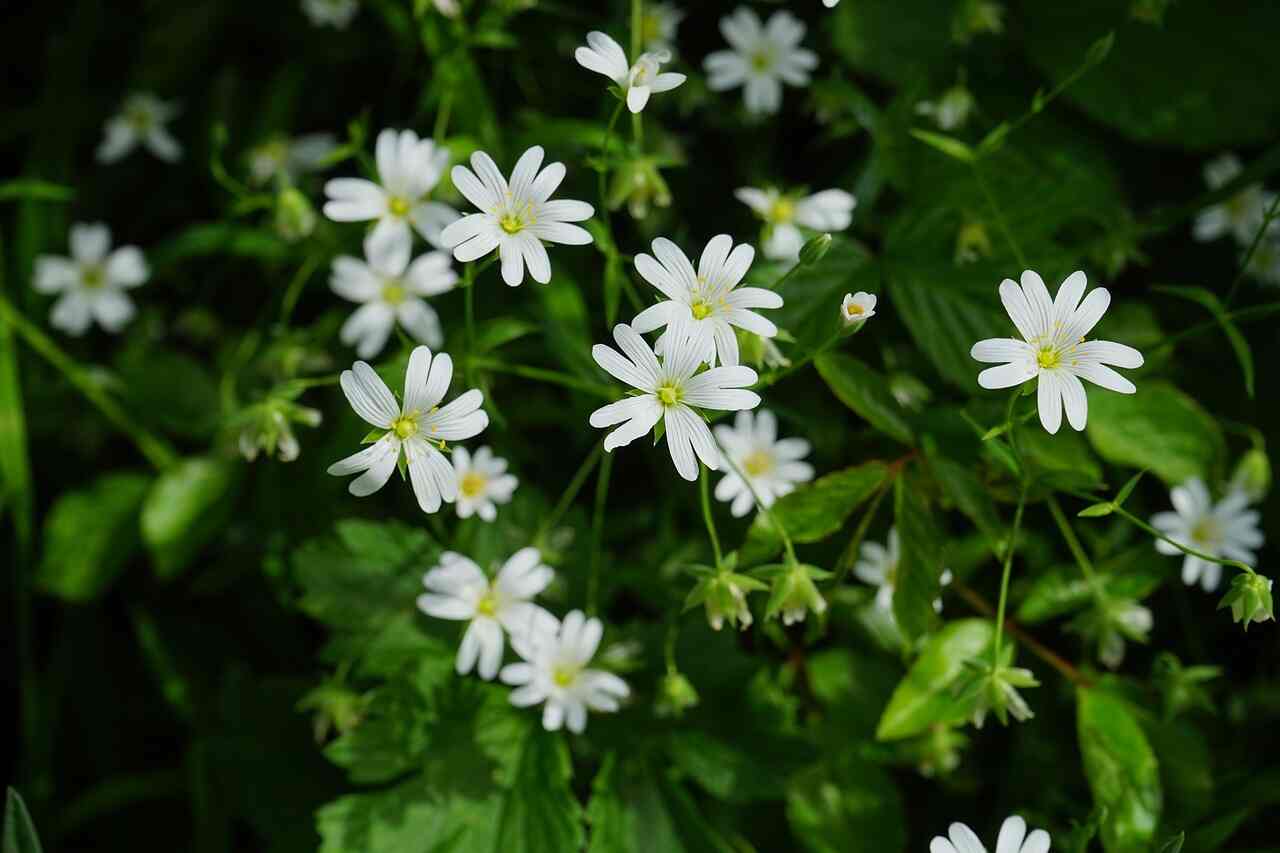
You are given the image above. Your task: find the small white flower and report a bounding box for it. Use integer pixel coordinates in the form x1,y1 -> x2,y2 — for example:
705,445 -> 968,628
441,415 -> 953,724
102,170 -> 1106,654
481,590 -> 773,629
841,291 -> 877,324
327,346 -> 488,512
823,0 -> 840,7
500,610 -> 630,733
249,133 -> 337,185
331,228 -> 457,359
429,0 -> 460,17
930,816 -> 1051,853
441,146 -> 595,286
632,234 -> 782,366
639,3 -> 684,54
713,410 -> 813,517
1193,154 -> 1274,246
855,527 -> 952,614
1245,231 -> 1280,286
323,128 -> 458,250
417,548 -> 557,680
970,270 -> 1145,434
704,8 -> 818,115
302,0 -> 358,28
1151,477 -> 1264,592
96,93 -> 181,164
33,223 -> 148,336
575,31 -> 687,114
452,446 -> 518,521
589,321 -> 761,481
735,187 -> 856,261
916,84 -> 976,130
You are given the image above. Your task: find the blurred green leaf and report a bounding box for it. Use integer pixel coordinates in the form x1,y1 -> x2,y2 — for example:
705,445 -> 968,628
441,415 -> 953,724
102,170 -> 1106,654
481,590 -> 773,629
0,179 -> 73,203
786,752 -> 905,853
140,456 -> 241,579
741,462 -> 887,563
815,353 -> 914,445
1085,382 -> 1224,486
876,619 -> 996,740
36,471 -> 150,601
3,788 -> 42,853
892,474 -> 946,641
1077,687 -> 1162,853
1153,286 -> 1253,397
587,754 -> 735,853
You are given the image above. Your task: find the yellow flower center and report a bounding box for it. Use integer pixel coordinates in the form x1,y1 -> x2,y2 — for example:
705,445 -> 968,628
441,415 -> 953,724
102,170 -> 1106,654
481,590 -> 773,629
845,302 -> 864,318
1191,518 -> 1221,547
657,384 -> 682,407
476,590 -> 497,617
751,51 -> 773,71
743,450 -> 774,477
125,106 -> 153,132
499,213 -> 525,234
81,265 -> 106,289
691,300 -> 712,320
552,664 -> 578,688
381,281 -> 406,305
1036,346 -> 1061,370
460,471 -> 487,499
391,413 -> 419,440
387,196 -> 411,218
768,197 -> 795,224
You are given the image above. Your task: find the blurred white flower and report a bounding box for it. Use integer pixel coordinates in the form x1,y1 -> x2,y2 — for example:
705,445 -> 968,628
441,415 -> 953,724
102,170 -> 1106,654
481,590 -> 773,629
970,270 -> 1144,434
302,0 -> 357,28
327,346 -> 488,512
632,234 -> 782,366
441,146 -> 595,286
589,321 -> 760,481
575,31 -> 687,113
916,84 -> 976,130
97,93 -> 181,164
736,187 -> 856,260
331,228 -> 457,358
639,3 -> 684,53
417,548 -> 557,680
1151,477 -> 1263,592
841,291 -> 877,325
236,400 -> 322,463
452,446 -> 518,521
713,410 -> 813,517
1193,154 -> 1274,246
33,223 -> 148,336
704,8 -> 818,115
930,816 -> 1050,853
1245,231 -> 1280,286
249,133 -> 337,185
824,0 -> 840,6
323,128 -> 458,250
500,610 -> 630,733
856,527 -> 952,613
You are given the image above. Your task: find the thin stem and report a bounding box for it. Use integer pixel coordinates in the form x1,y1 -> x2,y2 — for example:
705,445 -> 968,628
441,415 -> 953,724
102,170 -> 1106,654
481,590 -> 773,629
596,101 -> 626,233
663,619 -> 678,673
973,161 -> 1028,270
587,451 -> 614,616
699,464 -> 724,569
955,582 -> 1092,688
1149,300 -> 1280,355
630,0 -> 643,58
433,91 -> 454,143
716,436 -> 797,565
1226,192 -> 1280,306
535,443 -> 604,547
278,252 -> 321,326
1047,495 -> 1102,592
992,486 -> 1028,668
1111,505 -> 1256,576
468,357 -> 615,399
832,478 -> 891,585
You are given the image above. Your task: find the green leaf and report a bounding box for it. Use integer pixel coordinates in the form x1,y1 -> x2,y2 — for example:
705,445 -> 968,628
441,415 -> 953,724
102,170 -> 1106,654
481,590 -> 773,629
1113,470 -> 1146,507
116,348 -> 222,439
473,316 -> 539,354
36,471 -> 150,601
925,448 -> 1003,549
534,271 -> 597,377
786,752 -> 906,853
1085,382 -> 1225,486
891,474 -> 946,641
1153,285 -> 1254,397
814,353 -> 914,445
1156,833 -> 1184,853
1078,503 -> 1115,518
0,179 -> 73,203
876,619 -> 996,740
1077,687 -> 1162,853
3,788 -> 43,853
909,129 -> 975,162
587,754 -> 735,853
140,457 -> 241,580
1017,547 -> 1166,625
150,222 -> 291,268
741,462 -> 887,563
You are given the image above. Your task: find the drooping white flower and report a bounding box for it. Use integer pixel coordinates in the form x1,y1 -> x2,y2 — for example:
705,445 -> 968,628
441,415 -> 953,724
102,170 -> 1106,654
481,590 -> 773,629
452,446 -> 518,521
916,84 -> 977,131
33,223 -> 148,336
500,610 -> 630,733
440,146 -> 595,286
855,527 -> 953,614
841,291 -> 877,325
302,0 -> 358,28
735,187 -> 856,260
236,399 -> 322,463
249,133 -> 337,185
575,31 -> 687,114
589,321 -> 761,481
417,548 -> 557,680
1151,477 -> 1263,592
96,93 -> 182,164
331,228 -> 457,359
970,270 -> 1145,434
639,3 -> 684,54
713,410 -> 813,517
1193,154 -> 1275,246
931,816 -> 1051,853
704,8 -> 818,115
327,346 -> 488,512
632,234 -> 783,367
323,128 -> 458,250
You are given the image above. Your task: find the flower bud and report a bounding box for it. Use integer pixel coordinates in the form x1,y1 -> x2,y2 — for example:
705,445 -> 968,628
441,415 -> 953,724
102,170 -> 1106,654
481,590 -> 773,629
951,0 -> 1005,43
1219,572 -> 1274,629
275,187 -> 318,241
607,156 -> 671,221
954,220 -> 992,264
655,671 -> 700,718
1230,449 -> 1271,503
766,562 -> 828,626
956,659 -> 1039,728
840,291 -> 877,328
689,571 -> 764,632
799,233 -> 833,266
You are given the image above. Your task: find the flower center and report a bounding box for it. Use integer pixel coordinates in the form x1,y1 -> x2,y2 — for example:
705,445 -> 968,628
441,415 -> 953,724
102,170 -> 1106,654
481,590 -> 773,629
845,302 -> 864,318
387,196 -> 412,218
750,50 -> 774,72
381,280 -> 406,306
1036,346 -> 1061,370
460,471 -> 487,499
657,383 -> 682,407
81,264 -> 106,289
552,664 -> 579,688
125,106 -> 153,133
390,412 -> 419,440
743,450 -> 774,477
476,589 -> 498,617
768,197 -> 795,224
691,299 -> 713,320
499,212 -> 527,234
1190,518 -> 1221,548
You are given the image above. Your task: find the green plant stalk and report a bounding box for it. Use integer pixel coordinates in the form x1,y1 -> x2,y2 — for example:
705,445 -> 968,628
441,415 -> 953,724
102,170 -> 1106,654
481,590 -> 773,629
992,486 -> 1028,668
596,101 -> 625,236
587,450 -> 614,615
1047,494 -> 1105,601
699,463 -> 724,569
1111,504 -> 1256,576
535,442 -> 604,546
973,161 -> 1029,269
716,437 -> 798,565
1226,191 -> 1280,306
278,252 -> 321,326
468,357 -> 615,399
832,476 -> 892,585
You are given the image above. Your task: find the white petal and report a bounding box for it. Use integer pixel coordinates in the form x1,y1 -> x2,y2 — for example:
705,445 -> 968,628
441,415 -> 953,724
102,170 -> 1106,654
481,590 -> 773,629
70,223 -> 111,264
1037,372 -> 1064,435
971,338 -> 1034,364
977,362 -> 1036,390
105,247 -> 149,287
663,406 -> 701,480
1073,340 -> 1144,369
996,816 -> 1026,853
340,361 -> 400,428
323,178 -> 386,221
1059,371 -> 1089,431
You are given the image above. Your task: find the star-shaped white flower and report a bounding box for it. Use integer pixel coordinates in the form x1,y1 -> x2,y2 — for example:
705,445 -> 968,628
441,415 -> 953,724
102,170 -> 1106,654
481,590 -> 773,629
639,3 -> 684,54
632,234 -> 782,367
713,410 -> 813,517
1151,477 -> 1263,591
575,31 -> 687,113
331,228 -> 457,358
417,548 -> 557,680
970,270 -> 1144,434
841,291 -> 877,324
735,187 -> 856,260
327,346 -> 488,513
500,610 -> 630,733
96,93 -> 182,164
323,128 -> 459,250
302,0 -> 358,28
452,446 -> 518,521
1193,153 -> 1274,246
440,146 -> 595,286
33,223 -> 148,336
855,527 -> 952,613
589,321 -> 761,481
249,133 -> 337,185
931,816 -> 1051,853
703,8 -> 818,115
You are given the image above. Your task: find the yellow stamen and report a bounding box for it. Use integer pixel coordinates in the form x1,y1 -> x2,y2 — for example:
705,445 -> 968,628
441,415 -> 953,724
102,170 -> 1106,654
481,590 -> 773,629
657,384 -> 681,407
499,214 -> 524,234
388,196 -> 411,218
845,302 -> 864,317
1036,346 -> 1061,369
381,281 -> 406,305
1191,518 -> 1221,547
460,471 -> 487,499
391,413 -> 419,439
476,591 -> 497,617
768,197 -> 795,224
552,664 -> 578,688
743,450 -> 774,477
81,265 -> 106,289
691,300 -> 712,320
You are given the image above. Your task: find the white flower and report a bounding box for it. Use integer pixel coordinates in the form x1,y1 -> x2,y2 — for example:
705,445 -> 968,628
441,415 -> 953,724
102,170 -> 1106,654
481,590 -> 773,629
735,187 -> 856,260
970,270 -> 1145,434
33,223 -> 148,336
429,0 -> 460,17
713,410 -> 813,517
855,527 -> 952,613
823,0 -> 840,7
632,234 -> 783,366
1245,231 -> 1280,286
916,84 -> 976,131
1193,154 -> 1274,246
417,548 -> 557,680
1151,477 -> 1263,592
96,93 -> 181,164
440,146 -> 595,286
452,446 -> 518,521
302,0 -> 357,28
323,128 -> 458,250
841,291 -> 877,324
575,31 -> 687,113
930,816 -> 1051,853
249,133 -> 337,185
589,321 -> 761,481
327,346 -> 488,512
639,3 -> 684,53
704,8 -> 818,115
500,610 -> 630,733
331,228 -> 457,358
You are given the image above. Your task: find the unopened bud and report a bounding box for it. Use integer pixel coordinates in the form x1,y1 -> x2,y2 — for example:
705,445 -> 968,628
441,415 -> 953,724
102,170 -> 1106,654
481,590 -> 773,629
799,233 -> 833,266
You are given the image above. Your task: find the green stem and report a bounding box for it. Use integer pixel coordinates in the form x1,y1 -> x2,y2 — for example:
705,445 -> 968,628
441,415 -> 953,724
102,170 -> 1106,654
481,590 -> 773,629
597,101 -> 626,233
433,90 -> 454,143
699,463 -> 724,569
468,357 -> 615,399
587,451 -> 614,615
630,0 -> 643,58
1111,505 -> 1256,576
992,486 -> 1028,667
974,161 -> 1028,269
535,443 -> 604,547
278,252 -> 321,326
1047,495 -> 1104,599
833,478 -> 891,585
1226,192 -> 1280,306
663,619 -> 679,673
1149,300 -> 1280,356
716,437 -> 797,565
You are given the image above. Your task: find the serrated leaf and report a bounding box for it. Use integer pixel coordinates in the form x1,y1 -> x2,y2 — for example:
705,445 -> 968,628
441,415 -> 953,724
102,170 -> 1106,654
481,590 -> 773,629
1077,687 -> 1162,853
814,353 -> 914,445
876,619 -> 997,740
741,463 -> 887,563
586,754 -> 735,853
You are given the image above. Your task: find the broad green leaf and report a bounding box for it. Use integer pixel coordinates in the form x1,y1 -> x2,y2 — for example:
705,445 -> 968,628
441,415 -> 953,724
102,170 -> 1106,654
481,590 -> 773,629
741,462 -> 887,563
1077,687 -> 1162,853
36,471 -> 150,601
1085,382 -> 1224,486
806,648 -> 901,741
1018,424 -> 1106,494
116,348 -> 222,440
831,0 -> 958,86
535,272 -> 596,378
586,754 -> 735,853
3,788 -> 43,853
140,457 -> 241,579
1017,547 -> 1166,624
150,222 -> 291,268
925,448 -> 1003,549
786,752 -> 905,853
473,316 -> 539,354
891,474 -> 946,641
814,353 -> 914,445
1153,286 -> 1253,397
324,673 -> 434,785
1143,718 -> 1212,827
876,619 -> 996,740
